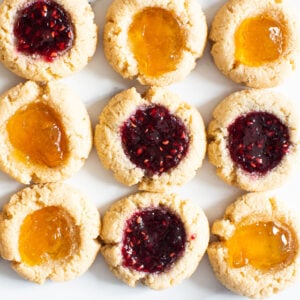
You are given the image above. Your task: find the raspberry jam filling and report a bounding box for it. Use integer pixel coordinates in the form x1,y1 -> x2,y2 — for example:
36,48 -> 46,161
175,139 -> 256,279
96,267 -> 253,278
121,105 -> 189,175
13,0 -> 74,62
122,207 -> 186,273
228,111 -> 290,174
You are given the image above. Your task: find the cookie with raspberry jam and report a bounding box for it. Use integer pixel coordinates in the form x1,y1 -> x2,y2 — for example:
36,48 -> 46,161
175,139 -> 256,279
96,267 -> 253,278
104,0 -> 207,86
0,0 -> 97,81
94,87 -> 206,191
100,192 -> 209,289
208,89 -> 300,191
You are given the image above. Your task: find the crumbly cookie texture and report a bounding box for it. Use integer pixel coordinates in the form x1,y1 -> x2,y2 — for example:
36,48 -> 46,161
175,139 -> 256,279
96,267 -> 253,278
0,183 -> 100,284
210,0 -> 300,88
207,192 -> 300,298
103,0 -> 207,86
94,87 -> 206,192
0,80 -> 92,184
100,192 -> 209,289
0,0 -> 97,81
207,89 -> 300,191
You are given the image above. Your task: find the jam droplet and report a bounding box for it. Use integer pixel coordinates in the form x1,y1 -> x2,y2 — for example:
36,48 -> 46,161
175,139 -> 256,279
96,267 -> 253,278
235,15 -> 285,67
19,206 -> 80,266
122,207 -> 186,273
227,111 -> 290,174
226,221 -> 297,271
121,105 -> 189,175
7,102 -> 68,168
128,7 -> 184,77
13,0 -> 74,62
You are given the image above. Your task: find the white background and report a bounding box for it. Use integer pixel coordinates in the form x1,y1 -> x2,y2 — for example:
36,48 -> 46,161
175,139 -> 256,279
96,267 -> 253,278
0,0 -> 299,299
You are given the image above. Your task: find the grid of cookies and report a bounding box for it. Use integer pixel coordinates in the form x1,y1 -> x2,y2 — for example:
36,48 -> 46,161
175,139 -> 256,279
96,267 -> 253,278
0,0 -> 299,299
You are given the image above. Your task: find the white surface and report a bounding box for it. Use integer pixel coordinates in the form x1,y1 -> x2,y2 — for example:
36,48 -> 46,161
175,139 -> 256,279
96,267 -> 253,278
0,0 -> 300,299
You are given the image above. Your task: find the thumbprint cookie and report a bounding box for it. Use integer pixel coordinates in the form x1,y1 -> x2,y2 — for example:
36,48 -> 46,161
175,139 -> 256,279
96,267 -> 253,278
103,0 -> 207,86
94,87 -> 206,191
0,0 -> 97,81
210,0 -> 300,88
207,89 -> 300,191
100,192 -> 209,289
208,192 -> 300,298
0,80 -> 92,184
0,183 -> 100,284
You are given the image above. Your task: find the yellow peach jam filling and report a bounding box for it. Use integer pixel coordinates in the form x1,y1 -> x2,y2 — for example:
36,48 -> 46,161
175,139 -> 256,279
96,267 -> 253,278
7,102 -> 68,167
235,14 -> 286,66
128,7 -> 184,77
19,206 -> 80,266
226,221 -> 297,271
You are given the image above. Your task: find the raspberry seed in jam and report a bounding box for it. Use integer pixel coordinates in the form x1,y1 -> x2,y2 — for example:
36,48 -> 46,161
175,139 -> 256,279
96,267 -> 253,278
228,111 -> 290,174
122,207 -> 186,273
14,0 -> 74,62
121,105 -> 189,175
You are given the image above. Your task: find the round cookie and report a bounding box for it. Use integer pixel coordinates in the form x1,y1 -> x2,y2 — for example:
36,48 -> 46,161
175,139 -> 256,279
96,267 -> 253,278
103,0 -> 207,86
100,192 -> 209,289
207,192 -> 300,298
0,80 -> 92,184
210,0 -> 300,88
94,87 -> 206,192
0,0 -> 97,81
207,89 -> 300,191
0,183 -> 100,284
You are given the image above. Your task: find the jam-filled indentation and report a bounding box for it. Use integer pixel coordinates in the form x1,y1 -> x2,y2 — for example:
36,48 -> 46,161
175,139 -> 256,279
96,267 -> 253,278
235,15 -> 286,67
7,102 -> 68,168
122,207 -> 186,273
128,7 -> 184,77
19,206 -> 80,266
14,0 -> 74,61
227,111 -> 290,174
226,221 -> 297,271
121,104 -> 189,175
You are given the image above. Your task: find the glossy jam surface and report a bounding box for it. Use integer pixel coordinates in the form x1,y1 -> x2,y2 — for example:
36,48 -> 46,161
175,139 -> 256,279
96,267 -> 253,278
128,7 -> 184,77
235,15 -> 285,66
227,111 -> 290,174
122,207 -> 186,273
226,221 -> 297,270
19,206 -> 80,266
14,0 -> 74,62
121,105 -> 189,175
7,102 -> 68,168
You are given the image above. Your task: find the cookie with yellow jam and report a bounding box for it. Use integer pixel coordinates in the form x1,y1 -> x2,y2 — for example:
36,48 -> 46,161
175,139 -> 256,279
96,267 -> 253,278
207,192 -> 300,298
207,89 -> 300,191
103,0 -> 207,86
210,0 -> 300,88
101,192 -> 209,289
0,183 -> 100,284
0,80 -> 92,184
94,87 -> 206,191
0,0 -> 97,81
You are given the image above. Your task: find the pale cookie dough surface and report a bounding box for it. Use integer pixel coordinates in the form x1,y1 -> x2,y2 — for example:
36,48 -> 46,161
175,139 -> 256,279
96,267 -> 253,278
207,89 -> 300,191
207,192 -> 300,298
210,0 -> 300,88
100,192 -> 209,290
94,87 -> 206,192
0,183 -> 100,284
103,0 -> 207,86
0,0 -> 97,81
0,80 -> 92,184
